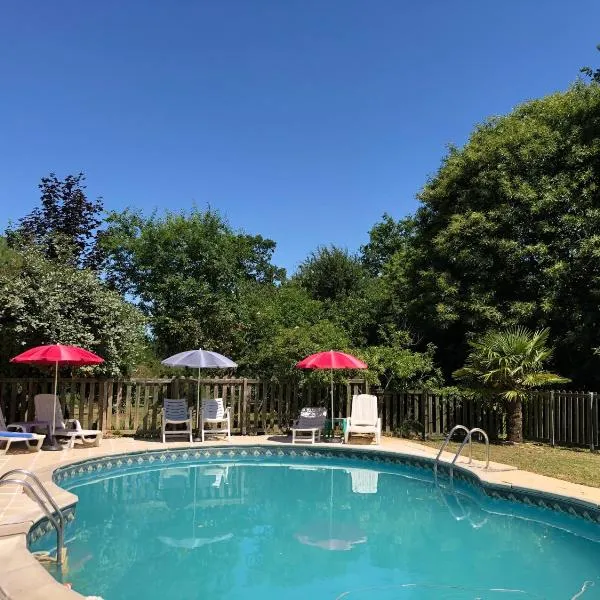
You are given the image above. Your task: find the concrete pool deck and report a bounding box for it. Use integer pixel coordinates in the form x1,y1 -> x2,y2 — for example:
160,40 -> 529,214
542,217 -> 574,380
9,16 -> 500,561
1,434 -> 600,599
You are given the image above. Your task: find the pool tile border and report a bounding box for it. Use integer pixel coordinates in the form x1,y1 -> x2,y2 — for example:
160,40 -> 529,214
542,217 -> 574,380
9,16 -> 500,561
50,444 -> 600,525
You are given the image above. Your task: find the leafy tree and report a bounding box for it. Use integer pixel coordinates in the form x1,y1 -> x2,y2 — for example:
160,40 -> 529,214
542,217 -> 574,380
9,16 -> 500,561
235,282 -> 324,374
359,328 -> 442,392
6,173 -> 104,269
100,208 -> 284,359
360,213 -> 414,276
0,247 -> 146,376
580,44 -> 600,83
393,82 -> 600,385
453,327 -> 569,442
294,246 -> 365,302
252,320 -> 351,380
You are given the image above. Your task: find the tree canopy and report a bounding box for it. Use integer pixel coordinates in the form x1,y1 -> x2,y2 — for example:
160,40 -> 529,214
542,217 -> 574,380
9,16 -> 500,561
7,173 -> 104,270
0,244 -> 146,376
391,82 -> 600,386
100,207 -> 285,359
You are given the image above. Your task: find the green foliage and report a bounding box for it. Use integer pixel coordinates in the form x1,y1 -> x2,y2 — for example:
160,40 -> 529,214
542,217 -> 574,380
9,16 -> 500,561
393,82 -> 600,385
295,246 -> 365,302
0,247 -> 146,376
453,327 -> 569,441
100,207 -> 284,359
361,213 -> 414,276
252,319 -> 351,380
358,328 -> 442,392
580,44 -> 600,84
6,173 -> 104,270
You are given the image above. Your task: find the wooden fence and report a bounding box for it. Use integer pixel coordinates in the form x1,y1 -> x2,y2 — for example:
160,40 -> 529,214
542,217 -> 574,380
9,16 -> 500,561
0,378 -> 597,449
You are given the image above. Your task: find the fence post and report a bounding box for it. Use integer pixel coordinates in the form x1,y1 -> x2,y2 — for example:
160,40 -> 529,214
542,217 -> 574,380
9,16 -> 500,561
420,390 -> 427,440
550,390 -> 555,447
241,378 -> 248,436
589,391 -> 595,452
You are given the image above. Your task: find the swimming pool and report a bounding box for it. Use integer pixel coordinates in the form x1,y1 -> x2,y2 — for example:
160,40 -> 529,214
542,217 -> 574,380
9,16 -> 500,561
31,447 -> 600,599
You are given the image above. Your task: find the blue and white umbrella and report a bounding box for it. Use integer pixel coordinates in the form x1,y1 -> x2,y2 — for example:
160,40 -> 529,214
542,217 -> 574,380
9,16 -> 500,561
161,349 -> 238,430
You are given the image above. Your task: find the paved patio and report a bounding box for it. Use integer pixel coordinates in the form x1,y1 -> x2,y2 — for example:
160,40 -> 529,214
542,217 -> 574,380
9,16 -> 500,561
1,434 -> 600,599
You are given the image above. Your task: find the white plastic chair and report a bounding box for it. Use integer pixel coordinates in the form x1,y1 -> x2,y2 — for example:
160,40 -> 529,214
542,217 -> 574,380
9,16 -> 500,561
291,407 -> 327,444
34,394 -> 103,448
162,398 -> 193,443
200,398 -> 231,442
344,394 -> 381,445
0,406 -> 45,454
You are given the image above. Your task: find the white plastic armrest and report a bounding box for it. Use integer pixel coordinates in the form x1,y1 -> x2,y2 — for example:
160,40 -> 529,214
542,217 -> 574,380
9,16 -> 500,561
65,419 -> 82,431
188,408 -> 193,419
377,418 -> 381,428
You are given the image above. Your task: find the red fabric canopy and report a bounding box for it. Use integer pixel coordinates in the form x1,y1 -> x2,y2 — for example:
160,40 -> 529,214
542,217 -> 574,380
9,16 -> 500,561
296,351 -> 367,370
10,344 -> 104,366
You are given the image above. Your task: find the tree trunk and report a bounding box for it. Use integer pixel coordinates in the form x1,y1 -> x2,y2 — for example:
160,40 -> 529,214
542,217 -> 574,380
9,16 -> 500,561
506,398 -> 523,443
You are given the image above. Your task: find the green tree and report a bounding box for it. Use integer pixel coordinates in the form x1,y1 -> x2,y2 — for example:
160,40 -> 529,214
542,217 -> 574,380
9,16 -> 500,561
101,208 -> 284,359
453,327 -> 569,443
0,247 -> 146,376
295,246 -> 365,302
360,213 -> 414,276
393,82 -> 600,385
359,328 -> 442,392
580,44 -> 600,83
6,173 -> 105,269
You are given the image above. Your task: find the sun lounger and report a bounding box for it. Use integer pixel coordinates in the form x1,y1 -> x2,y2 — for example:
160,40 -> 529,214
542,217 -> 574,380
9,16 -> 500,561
0,406 -> 45,454
34,394 -> 102,448
291,407 -> 327,443
344,394 -> 381,445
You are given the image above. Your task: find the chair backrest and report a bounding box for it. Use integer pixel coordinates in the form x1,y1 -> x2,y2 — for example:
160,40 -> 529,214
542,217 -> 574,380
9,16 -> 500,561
34,394 -> 65,428
163,398 -> 189,421
297,406 -> 327,428
350,394 -> 378,425
202,398 -> 225,419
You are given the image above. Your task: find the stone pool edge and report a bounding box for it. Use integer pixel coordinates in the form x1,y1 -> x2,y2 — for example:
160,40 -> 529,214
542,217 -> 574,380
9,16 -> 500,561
2,435 -> 600,600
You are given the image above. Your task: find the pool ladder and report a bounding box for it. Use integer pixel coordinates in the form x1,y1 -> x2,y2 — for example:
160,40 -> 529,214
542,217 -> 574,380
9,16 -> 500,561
0,469 -> 65,566
435,425 -> 490,470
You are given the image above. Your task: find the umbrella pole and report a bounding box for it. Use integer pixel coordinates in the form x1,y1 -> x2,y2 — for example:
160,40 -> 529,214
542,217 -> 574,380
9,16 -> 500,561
43,361 -> 63,451
330,369 -> 335,438
196,369 -> 201,438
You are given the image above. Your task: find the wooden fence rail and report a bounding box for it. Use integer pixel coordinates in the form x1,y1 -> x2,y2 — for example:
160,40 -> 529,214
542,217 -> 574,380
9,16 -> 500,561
0,378 -> 597,449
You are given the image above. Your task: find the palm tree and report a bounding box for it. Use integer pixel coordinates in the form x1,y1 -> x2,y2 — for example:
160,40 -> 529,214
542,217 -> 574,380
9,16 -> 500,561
453,327 -> 569,443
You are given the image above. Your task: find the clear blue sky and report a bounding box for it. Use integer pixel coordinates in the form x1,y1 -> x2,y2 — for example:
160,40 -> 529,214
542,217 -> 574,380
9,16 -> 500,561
1,1 -> 598,274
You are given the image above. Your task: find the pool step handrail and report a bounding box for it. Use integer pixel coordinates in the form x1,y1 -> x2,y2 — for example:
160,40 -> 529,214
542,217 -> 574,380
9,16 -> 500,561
0,469 -> 65,566
451,428 -> 490,469
435,425 -> 470,465
435,425 -> 490,470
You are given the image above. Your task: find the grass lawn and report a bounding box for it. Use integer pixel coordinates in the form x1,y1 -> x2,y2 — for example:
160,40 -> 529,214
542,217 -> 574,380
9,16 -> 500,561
419,438 -> 600,488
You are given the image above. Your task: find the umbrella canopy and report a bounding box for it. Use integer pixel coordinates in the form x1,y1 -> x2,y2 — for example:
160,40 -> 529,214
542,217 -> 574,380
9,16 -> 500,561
10,344 -> 104,367
162,349 -> 237,369
296,351 -> 367,428
296,351 -> 367,371
10,344 -> 104,449
161,349 -> 238,432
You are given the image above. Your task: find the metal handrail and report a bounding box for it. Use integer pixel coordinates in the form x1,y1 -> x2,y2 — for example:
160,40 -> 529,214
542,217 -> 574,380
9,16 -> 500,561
435,425 -> 470,465
0,470 -> 65,566
451,427 -> 490,469
0,469 -> 65,531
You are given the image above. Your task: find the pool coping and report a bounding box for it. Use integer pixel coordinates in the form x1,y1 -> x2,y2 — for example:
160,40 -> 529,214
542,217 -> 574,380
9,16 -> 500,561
2,435 -> 600,599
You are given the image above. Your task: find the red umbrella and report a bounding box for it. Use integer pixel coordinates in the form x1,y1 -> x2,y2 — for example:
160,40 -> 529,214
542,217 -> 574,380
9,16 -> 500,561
296,351 -> 367,427
11,344 -> 104,450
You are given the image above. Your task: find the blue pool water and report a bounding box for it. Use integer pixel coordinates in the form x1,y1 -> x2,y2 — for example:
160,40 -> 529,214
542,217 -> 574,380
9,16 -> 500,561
33,456 -> 600,599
